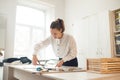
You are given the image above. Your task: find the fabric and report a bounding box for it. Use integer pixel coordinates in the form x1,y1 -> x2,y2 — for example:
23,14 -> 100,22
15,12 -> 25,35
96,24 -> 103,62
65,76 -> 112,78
3,57 -> 31,64
33,33 -> 77,62
0,62 -> 3,66
3,58 -> 20,63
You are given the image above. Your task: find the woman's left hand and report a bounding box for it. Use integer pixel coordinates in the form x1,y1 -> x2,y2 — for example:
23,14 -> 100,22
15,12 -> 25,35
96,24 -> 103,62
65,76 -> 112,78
56,60 -> 64,67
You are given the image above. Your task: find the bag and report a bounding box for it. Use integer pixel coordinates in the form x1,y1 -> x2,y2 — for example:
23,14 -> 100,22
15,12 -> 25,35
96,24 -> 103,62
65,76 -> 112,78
20,57 -> 31,64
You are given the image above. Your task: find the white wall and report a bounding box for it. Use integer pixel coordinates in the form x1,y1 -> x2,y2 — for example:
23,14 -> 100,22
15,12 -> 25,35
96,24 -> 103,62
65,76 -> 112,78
0,15 -> 6,49
0,0 -> 17,58
0,0 -> 65,58
65,0 -> 120,33
39,0 -> 65,19
65,0 -> 120,68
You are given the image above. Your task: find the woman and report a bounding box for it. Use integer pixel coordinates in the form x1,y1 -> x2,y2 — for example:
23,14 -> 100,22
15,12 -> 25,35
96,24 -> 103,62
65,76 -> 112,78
32,18 -> 78,67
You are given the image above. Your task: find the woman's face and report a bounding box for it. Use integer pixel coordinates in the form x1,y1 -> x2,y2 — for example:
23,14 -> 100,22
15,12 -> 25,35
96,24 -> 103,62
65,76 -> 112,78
50,28 -> 62,39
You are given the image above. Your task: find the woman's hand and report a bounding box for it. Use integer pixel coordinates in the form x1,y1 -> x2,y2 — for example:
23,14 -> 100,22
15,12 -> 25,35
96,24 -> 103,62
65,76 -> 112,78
32,55 -> 38,65
56,60 -> 64,67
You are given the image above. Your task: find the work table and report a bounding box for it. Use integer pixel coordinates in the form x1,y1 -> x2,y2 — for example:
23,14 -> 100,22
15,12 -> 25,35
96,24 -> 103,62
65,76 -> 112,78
43,71 -> 120,80
6,64 -> 120,80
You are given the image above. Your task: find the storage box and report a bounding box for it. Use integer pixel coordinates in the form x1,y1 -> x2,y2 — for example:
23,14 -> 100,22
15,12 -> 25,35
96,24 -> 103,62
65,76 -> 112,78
87,58 -> 120,73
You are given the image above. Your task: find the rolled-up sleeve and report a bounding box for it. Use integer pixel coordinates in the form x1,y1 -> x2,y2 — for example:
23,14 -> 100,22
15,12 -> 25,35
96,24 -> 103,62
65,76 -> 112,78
33,37 -> 51,55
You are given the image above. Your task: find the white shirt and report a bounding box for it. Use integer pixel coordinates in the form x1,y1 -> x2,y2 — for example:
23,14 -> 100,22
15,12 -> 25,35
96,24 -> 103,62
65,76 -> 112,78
33,33 -> 77,62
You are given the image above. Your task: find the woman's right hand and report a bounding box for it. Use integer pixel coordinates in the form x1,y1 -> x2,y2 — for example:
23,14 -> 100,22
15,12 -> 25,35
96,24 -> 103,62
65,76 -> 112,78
32,55 -> 38,65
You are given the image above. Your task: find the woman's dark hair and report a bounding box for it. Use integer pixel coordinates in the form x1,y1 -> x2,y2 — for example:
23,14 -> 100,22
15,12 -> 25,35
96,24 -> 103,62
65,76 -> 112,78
50,18 -> 65,33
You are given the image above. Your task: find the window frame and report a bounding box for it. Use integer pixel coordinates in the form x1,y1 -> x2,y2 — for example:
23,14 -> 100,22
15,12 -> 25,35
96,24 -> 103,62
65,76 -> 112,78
14,1 -> 56,60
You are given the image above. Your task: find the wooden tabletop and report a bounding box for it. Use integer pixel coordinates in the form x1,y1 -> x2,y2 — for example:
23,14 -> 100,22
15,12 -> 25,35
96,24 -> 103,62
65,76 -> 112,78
8,64 -> 120,80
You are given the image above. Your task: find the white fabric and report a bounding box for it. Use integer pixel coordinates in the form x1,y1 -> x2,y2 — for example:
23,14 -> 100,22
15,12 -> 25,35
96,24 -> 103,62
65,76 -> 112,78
33,34 -> 77,62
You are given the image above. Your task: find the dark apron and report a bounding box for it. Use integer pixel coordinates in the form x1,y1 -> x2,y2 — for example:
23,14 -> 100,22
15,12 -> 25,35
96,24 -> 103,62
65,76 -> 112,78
59,57 -> 78,67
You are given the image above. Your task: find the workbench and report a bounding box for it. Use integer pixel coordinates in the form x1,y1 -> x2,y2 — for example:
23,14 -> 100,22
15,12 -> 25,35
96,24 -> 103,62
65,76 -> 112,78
6,64 -> 120,80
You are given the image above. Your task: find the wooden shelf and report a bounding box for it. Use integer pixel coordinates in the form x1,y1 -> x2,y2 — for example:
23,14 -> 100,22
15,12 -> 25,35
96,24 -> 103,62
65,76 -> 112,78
110,8 -> 120,57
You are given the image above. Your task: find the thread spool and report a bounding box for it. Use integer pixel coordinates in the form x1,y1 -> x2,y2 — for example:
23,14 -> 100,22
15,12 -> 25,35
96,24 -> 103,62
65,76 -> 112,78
36,67 -> 42,71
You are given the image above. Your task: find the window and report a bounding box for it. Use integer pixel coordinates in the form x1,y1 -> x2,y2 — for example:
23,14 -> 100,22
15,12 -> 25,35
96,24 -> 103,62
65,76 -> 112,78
14,4 -> 56,60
